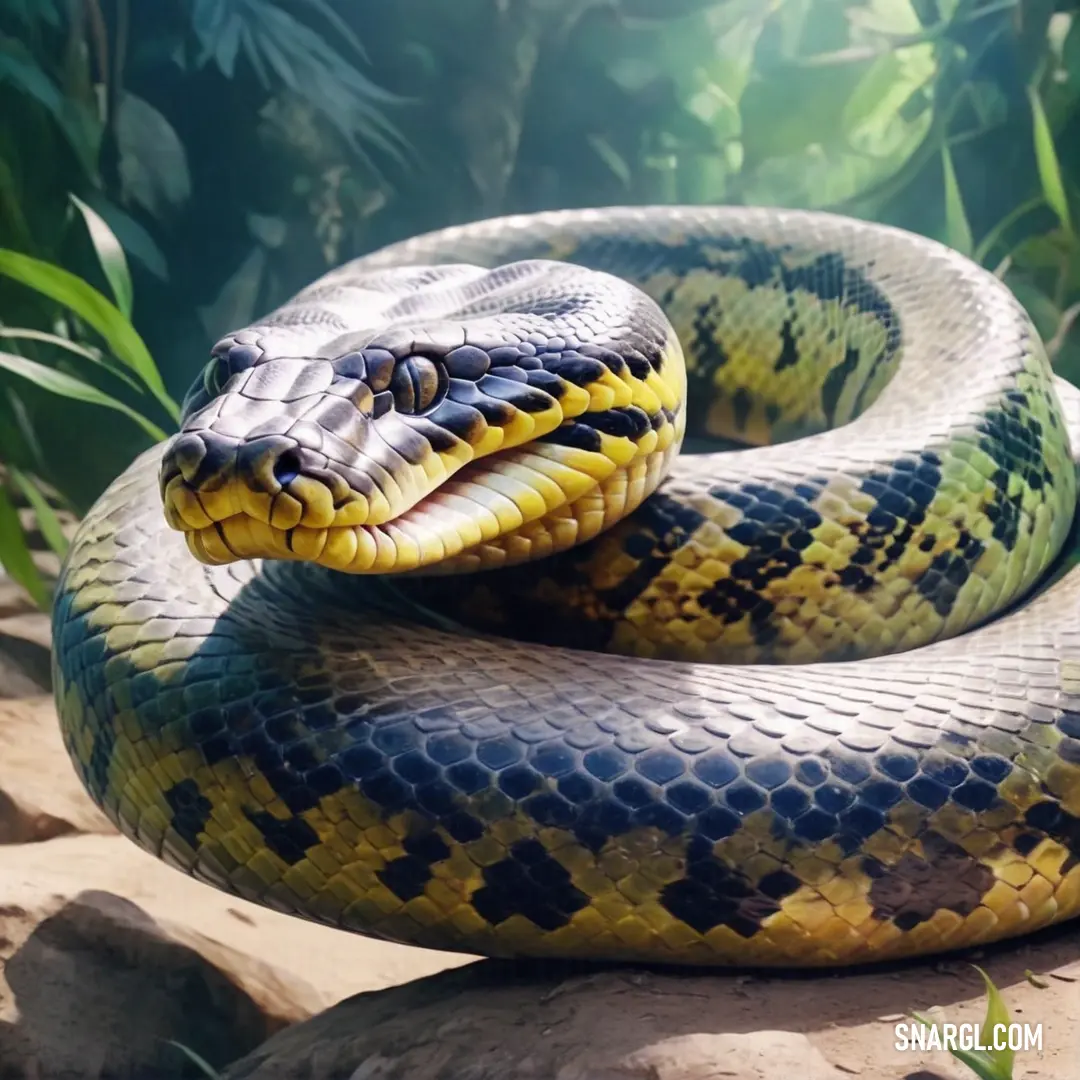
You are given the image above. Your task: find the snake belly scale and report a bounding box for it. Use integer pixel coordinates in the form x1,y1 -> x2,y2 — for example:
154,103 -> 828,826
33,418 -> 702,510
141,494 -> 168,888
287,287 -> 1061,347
52,207 -> 1080,967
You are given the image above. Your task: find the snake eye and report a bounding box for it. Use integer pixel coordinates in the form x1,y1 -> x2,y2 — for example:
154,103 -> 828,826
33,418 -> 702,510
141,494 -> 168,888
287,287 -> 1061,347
389,355 -> 446,415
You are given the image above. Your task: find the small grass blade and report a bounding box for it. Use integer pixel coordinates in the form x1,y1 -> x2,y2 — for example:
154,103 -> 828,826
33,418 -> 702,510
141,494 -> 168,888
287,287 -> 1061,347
9,467 -> 68,556
164,1040 -> 224,1080
971,965 -> 1015,1080
941,143 -> 974,256
0,479 -> 48,608
1027,85 -> 1073,238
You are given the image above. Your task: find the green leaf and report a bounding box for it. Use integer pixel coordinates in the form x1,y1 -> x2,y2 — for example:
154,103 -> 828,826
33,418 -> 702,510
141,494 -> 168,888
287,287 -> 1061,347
0,327 -> 146,395
165,1040 -> 224,1080
1027,85 -> 1073,237
0,248 -> 179,421
948,1047 -> 1013,1080
0,480 -> 47,609
740,59 -> 873,165
79,194 -> 170,281
9,468 -> 68,557
972,196 -> 1045,265
0,350 -> 168,443
190,0 -> 407,169
941,143 -> 973,255
910,1002 -> 1012,1080
842,46 -> 937,159
586,135 -> 632,187
973,965 -> 1015,1080
0,154 -> 33,254
70,194 -> 134,319
0,35 -> 101,178
115,93 -> 192,218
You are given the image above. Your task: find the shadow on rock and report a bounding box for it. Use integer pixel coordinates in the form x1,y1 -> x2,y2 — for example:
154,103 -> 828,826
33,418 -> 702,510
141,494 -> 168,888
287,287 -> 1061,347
4,890 -> 289,1080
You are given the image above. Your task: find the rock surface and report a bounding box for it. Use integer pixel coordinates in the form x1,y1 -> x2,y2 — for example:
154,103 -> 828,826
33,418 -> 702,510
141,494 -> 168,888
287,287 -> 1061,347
220,948 -> 1080,1080
1,612 -> 1079,1080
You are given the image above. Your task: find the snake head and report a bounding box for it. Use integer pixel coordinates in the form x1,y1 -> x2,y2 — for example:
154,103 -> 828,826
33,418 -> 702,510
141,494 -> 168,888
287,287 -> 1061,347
159,261 -> 685,573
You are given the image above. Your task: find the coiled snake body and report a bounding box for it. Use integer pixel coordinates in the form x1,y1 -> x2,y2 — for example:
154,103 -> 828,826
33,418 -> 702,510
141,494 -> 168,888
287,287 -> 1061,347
53,207 -> 1080,967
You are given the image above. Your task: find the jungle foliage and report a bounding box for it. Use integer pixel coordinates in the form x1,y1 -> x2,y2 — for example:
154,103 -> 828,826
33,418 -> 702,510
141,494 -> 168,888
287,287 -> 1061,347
1,0 -> 1080,605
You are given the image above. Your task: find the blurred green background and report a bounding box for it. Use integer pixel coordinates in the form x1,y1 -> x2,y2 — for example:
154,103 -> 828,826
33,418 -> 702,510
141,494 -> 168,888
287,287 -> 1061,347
1,0 -> 1079,606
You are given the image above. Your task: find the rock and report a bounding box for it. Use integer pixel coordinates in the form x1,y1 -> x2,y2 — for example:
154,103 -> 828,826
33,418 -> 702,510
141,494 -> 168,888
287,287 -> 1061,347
4,890 -> 292,1079
615,1032 -> 845,1080
0,831 -> 471,1077
0,576 -> 36,621
222,941 -> 1080,1080
0,618 -> 51,698
0,832 -> 470,1012
0,696 -> 113,841
220,964 -> 850,1080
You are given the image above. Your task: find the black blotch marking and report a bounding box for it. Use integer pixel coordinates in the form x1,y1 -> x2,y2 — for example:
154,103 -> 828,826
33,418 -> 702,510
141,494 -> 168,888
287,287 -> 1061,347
477,373 -> 553,413
1024,800 -> 1080,872
731,387 -> 753,432
1012,832 -> 1041,857
820,346 -> 861,426
660,835 -> 801,937
86,721 -> 118,805
976,398 -> 1054,551
681,297 -> 731,437
163,779 -> 213,849
863,832 -> 994,929
377,830 -> 452,902
541,405 -> 653,451
543,355 -> 607,386
850,452 -> 949,602
243,808 -> 319,865
773,318 -> 800,372
595,493 -> 709,614
697,480 -> 824,645
591,237 -> 900,442
470,838 -> 589,931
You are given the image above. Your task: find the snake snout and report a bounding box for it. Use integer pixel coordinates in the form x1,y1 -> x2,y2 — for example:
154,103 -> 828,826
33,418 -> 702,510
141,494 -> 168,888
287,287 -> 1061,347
158,429 -> 236,497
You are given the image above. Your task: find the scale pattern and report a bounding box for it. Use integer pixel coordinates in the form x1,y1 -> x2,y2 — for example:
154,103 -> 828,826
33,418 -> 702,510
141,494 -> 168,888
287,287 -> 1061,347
51,206 -> 1080,966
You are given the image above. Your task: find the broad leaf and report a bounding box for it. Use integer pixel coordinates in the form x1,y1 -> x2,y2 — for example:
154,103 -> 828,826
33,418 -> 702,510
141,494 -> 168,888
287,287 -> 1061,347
115,92 -> 192,217
0,350 -> 168,442
70,194 -> 134,319
0,248 -> 179,420
0,327 -> 146,395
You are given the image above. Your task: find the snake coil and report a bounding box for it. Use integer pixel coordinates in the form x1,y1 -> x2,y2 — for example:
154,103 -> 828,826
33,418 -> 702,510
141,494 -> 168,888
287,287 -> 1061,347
53,207 -> 1080,967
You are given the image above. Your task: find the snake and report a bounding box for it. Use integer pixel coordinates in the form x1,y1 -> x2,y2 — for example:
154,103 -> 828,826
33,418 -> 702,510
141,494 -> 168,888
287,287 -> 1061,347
52,206 -> 1080,969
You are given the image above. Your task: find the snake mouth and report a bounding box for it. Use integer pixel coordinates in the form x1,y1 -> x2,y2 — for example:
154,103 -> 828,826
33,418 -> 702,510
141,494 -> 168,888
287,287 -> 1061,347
163,438 -> 654,574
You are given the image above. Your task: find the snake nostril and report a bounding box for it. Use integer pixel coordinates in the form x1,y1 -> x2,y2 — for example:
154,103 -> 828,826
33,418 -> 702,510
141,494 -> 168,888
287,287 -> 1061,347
274,449 -> 302,487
